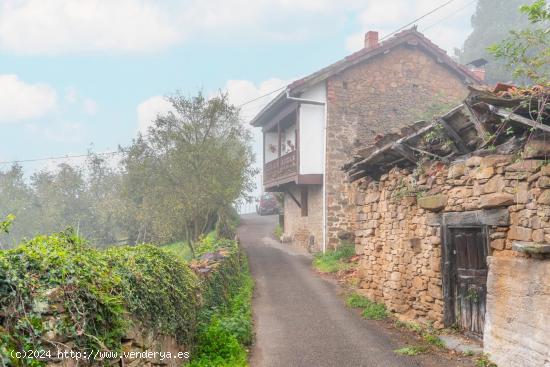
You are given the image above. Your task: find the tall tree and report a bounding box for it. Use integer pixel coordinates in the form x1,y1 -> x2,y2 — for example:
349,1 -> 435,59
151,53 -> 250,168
457,0 -> 534,84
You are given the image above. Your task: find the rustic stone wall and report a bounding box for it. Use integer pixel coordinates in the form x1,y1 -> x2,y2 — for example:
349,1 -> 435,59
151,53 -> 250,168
284,184 -> 323,252
484,256 -> 550,367
354,154 -> 550,333
325,44 -> 469,248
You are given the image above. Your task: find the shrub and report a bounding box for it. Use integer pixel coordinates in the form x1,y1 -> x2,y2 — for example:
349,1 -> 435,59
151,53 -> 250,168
274,224 -> 283,239
394,346 -> 428,356
313,244 -> 355,273
345,292 -> 388,320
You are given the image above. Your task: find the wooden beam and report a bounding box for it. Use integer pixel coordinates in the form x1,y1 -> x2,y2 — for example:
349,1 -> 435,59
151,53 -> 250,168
464,103 -> 489,142
391,143 -> 417,163
490,105 -> 550,134
438,117 -> 469,154
285,189 -> 301,208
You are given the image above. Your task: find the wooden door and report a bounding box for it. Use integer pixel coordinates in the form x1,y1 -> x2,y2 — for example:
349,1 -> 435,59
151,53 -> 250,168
448,227 -> 488,336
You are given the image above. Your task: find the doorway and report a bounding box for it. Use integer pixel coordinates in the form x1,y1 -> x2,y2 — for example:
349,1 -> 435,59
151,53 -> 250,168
442,226 -> 489,336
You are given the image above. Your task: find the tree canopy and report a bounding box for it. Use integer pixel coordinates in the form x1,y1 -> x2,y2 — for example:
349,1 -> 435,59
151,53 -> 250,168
0,92 -> 256,251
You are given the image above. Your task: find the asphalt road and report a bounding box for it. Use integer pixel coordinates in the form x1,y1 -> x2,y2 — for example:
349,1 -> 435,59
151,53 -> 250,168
238,213 -> 472,367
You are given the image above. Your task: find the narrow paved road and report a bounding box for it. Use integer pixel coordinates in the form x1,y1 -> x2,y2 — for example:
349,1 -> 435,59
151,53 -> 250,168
238,213 -> 472,367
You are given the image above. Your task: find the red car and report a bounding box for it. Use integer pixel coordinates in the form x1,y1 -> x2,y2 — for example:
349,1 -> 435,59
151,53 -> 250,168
256,193 -> 280,216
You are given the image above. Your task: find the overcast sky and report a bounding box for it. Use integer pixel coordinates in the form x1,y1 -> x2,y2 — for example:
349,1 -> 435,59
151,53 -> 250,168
0,0 -> 477,189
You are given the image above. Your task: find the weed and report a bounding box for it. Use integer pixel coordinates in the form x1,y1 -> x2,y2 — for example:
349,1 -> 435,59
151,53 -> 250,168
274,224 -> 283,239
362,302 -> 388,320
394,320 -> 423,334
475,354 -> 497,367
346,294 -> 372,308
394,346 -> 428,356
423,333 -> 445,348
463,350 -> 475,357
312,244 -> 355,273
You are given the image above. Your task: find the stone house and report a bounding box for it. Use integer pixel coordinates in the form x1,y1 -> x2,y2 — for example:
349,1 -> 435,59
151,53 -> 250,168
344,85 -> 550,367
251,28 -> 480,252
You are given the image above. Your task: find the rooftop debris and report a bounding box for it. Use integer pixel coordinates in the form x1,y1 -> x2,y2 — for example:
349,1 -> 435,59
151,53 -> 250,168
344,84 -> 550,182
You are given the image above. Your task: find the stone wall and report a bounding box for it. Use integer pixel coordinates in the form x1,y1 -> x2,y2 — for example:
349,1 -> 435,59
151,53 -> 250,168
284,184 -> 323,252
484,256 -> 550,367
353,154 -> 550,336
325,44 -> 469,248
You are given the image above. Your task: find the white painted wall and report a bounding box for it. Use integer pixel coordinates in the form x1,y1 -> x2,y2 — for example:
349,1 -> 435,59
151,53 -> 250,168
264,131 -> 278,162
299,82 -> 326,175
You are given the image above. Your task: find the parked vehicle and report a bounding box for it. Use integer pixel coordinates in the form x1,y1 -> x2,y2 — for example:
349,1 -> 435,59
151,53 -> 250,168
256,193 -> 280,215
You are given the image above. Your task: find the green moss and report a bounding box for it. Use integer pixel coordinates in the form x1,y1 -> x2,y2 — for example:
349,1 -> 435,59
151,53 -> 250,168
312,245 -> 355,273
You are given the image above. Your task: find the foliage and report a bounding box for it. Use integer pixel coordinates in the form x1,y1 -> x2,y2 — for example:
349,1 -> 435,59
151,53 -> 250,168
105,245 -> 201,345
189,253 -> 253,367
0,214 -> 15,234
161,241 -> 194,261
274,224 -> 283,239
0,91 -> 255,249
312,244 -> 355,273
0,230 -> 127,366
394,320 -> 423,334
345,293 -> 388,320
394,346 -> 428,356
0,230 -> 248,366
476,354 -> 498,367
423,333 -> 445,348
488,0 -> 550,85
457,0 -> 534,83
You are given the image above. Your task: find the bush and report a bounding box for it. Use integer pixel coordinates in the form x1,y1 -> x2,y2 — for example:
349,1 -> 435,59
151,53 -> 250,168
313,244 -> 355,273
274,224 -> 283,239
0,230 -> 249,366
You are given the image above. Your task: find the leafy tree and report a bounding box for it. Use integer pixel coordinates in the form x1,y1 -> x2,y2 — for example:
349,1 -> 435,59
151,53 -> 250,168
488,0 -> 550,85
457,0 -> 534,83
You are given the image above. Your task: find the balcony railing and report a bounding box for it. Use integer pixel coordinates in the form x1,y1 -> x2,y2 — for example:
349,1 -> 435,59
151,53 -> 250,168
264,150 -> 297,187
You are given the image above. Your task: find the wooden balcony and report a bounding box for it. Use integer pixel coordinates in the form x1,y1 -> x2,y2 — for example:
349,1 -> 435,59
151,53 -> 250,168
264,151 -> 298,188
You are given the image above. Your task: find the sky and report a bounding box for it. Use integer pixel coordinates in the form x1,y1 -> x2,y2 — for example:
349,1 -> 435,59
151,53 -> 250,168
0,0 -> 478,197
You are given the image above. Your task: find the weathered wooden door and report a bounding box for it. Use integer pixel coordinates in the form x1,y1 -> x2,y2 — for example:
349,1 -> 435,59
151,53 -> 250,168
448,227 -> 488,336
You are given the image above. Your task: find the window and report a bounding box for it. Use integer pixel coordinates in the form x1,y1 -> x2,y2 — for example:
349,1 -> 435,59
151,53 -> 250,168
300,187 -> 308,217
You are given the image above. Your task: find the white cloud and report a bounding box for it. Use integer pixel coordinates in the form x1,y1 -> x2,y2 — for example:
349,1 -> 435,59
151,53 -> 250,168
65,87 -> 78,103
0,74 -> 57,122
0,0 -> 182,54
137,96 -> 174,135
83,98 -> 98,115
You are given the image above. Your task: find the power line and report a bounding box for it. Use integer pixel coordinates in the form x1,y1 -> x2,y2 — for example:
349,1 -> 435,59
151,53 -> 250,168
2,1 -> 471,168
0,151 -> 122,166
379,0 -> 457,42
237,86 -> 286,108
421,0 -> 477,32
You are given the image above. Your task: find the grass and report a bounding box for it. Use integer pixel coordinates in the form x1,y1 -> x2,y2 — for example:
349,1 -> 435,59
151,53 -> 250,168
423,333 -> 445,348
345,293 -> 388,320
313,244 -> 355,273
394,320 -> 423,334
161,241 -> 194,261
394,346 -> 428,356
475,354 -> 497,367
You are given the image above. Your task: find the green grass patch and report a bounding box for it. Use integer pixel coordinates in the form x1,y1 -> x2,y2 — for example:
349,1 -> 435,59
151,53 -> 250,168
394,346 -> 428,356
394,320 -> 423,333
345,293 -> 388,320
161,241 -> 193,261
423,333 -> 445,348
189,256 -> 254,367
475,354 -> 497,367
313,244 -> 355,273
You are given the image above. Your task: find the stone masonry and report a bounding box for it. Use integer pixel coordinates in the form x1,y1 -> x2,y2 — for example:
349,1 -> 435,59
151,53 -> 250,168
353,154 -> 550,363
284,185 -> 323,252
324,45 -> 469,248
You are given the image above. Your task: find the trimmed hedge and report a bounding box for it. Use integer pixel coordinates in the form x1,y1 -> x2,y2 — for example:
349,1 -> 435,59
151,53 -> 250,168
0,229 -> 247,366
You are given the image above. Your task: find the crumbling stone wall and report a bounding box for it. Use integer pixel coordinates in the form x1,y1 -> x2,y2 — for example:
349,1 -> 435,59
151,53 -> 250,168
354,153 -> 550,339
325,44 -> 469,248
284,185 -> 323,252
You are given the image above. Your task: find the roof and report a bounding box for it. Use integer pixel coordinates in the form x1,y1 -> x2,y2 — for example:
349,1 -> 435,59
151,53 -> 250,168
343,85 -> 550,182
251,28 -> 482,127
